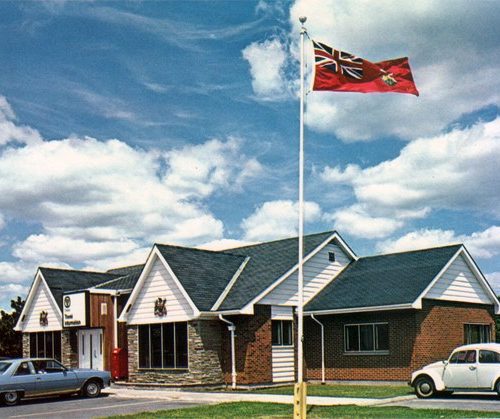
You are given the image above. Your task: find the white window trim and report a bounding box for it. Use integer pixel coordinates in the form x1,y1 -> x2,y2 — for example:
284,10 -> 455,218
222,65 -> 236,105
344,322 -> 389,355
272,319 -> 294,348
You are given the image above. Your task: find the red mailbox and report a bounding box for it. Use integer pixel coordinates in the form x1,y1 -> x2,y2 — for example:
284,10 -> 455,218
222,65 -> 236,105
111,347 -> 128,380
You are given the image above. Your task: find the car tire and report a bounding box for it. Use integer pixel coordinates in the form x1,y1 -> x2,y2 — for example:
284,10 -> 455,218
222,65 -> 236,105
495,380 -> 500,397
82,380 -> 101,398
2,391 -> 20,406
414,376 -> 435,399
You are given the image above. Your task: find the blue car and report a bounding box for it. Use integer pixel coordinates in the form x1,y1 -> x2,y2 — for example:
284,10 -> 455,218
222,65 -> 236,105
0,358 -> 111,406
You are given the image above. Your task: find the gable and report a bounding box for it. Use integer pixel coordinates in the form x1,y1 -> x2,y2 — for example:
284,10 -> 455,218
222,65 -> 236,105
127,256 -> 196,325
424,253 -> 492,304
258,242 -> 351,306
21,277 -> 62,332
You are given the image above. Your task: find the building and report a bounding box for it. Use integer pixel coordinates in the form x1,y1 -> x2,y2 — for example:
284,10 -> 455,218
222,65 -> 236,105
14,231 -> 500,386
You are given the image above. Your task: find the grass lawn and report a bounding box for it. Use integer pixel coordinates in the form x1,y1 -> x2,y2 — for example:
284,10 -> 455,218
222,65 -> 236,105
105,401 -> 500,418
248,384 -> 412,398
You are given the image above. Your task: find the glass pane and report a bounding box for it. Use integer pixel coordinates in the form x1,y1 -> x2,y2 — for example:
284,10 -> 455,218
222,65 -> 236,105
30,334 -> 37,358
272,321 -> 282,346
37,332 -> 45,357
345,326 -> 359,351
15,362 -> 32,376
465,350 -> 476,363
479,350 -> 500,363
480,325 -> 491,343
360,325 -> 374,351
175,322 -> 188,368
375,324 -> 389,351
282,321 -> 293,346
455,351 -> 467,363
150,324 -> 162,368
54,332 -> 61,361
162,323 -> 175,368
45,332 -> 53,358
138,325 -> 150,368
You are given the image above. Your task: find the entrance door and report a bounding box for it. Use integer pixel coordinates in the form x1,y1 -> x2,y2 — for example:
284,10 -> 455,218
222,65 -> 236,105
78,329 -> 103,370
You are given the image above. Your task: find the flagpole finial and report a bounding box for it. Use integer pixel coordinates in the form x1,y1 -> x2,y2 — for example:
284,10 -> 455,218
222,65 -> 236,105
299,16 -> 307,25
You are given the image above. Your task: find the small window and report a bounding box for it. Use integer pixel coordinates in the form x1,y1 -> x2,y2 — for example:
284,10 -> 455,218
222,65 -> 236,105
101,303 -> 108,315
328,252 -> 335,262
479,350 -> 500,364
272,320 -> 293,346
344,323 -> 389,353
14,362 -> 32,376
464,324 -> 491,344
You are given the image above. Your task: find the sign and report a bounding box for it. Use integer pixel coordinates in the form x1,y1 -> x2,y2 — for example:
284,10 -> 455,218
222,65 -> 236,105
63,292 -> 88,327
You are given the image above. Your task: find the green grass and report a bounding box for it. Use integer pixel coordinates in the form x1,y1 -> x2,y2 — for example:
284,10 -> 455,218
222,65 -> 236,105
248,384 -> 412,399
105,402 -> 500,418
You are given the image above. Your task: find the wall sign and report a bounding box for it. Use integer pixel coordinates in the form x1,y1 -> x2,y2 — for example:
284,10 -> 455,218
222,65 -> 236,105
39,311 -> 48,326
154,297 -> 167,317
63,292 -> 88,327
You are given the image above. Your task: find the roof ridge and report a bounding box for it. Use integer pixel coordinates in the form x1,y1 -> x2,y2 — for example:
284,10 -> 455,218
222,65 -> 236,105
106,263 -> 144,273
39,266 -> 118,276
360,243 -> 463,260
224,230 -> 336,251
155,242 -> 248,258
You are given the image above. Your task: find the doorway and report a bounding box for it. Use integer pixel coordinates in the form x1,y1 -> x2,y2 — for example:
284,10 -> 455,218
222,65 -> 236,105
78,329 -> 103,370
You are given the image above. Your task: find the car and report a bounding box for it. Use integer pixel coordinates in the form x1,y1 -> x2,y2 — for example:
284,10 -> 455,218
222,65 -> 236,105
410,343 -> 500,398
0,358 -> 111,406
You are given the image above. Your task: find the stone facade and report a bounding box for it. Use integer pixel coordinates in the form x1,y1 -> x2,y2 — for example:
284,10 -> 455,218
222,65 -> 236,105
61,330 -> 78,368
304,299 -> 495,382
127,320 -> 224,386
22,333 -> 30,358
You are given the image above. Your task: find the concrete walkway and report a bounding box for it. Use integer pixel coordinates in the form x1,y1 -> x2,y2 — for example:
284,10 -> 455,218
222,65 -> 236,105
105,387 -> 415,407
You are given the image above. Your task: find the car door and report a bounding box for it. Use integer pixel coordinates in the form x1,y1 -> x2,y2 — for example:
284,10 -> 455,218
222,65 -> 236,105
443,349 -> 478,388
477,350 -> 500,388
33,360 -> 79,394
9,361 -> 37,396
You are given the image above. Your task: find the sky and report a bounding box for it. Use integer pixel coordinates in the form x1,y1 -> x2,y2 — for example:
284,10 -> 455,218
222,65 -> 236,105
0,0 -> 499,310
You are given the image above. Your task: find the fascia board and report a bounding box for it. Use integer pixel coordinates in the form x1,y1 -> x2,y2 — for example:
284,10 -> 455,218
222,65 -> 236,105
304,303 -> 414,316
14,270 -> 41,331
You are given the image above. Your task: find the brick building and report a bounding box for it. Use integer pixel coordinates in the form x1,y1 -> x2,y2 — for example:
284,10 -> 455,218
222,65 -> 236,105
15,231 -> 499,386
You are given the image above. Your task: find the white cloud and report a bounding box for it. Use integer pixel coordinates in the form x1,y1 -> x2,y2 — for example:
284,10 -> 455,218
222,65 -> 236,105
0,95 -> 42,145
0,283 -> 30,311
486,272 -> 500,295
242,38 -> 292,101
377,226 -> 500,259
320,118 -> 500,237
244,0 -> 500,141
241,200 -> 322,241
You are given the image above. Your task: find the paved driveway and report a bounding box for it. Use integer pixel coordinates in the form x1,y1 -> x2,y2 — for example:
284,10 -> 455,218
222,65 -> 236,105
0,391 -> 205,419
386,392 -> 500,412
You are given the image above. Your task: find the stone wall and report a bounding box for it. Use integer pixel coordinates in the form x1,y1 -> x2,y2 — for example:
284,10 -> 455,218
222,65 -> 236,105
127,320 -> 224,385
22,333 -> 30,358
61,330 -> 78,368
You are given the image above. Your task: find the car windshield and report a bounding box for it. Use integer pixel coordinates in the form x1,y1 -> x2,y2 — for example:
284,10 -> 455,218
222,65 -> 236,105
0,361 -> 12,374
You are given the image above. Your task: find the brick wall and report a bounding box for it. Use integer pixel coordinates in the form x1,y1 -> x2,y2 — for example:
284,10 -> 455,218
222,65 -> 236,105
221,305 -> 273,385
127,320 -> 224,385
304,299 -> 495,382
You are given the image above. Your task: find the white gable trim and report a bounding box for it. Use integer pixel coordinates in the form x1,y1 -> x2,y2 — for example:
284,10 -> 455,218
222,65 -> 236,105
211,257 -> 250,311
416,246 -> 500,313
241,232 -> 355,313
14,270 -> 62,332
118,246 -> 200,322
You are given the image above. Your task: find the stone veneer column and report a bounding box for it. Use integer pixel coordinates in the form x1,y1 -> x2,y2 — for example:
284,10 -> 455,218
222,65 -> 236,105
22,333 -> 30,358
61,330 -> 78,368
127,320 -> 224,386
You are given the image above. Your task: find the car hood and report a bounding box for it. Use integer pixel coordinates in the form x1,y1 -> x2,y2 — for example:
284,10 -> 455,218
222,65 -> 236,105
421,360 -> 446,372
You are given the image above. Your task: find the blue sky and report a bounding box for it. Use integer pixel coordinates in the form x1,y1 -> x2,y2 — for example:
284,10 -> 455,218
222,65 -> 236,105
0,0 -> 499,310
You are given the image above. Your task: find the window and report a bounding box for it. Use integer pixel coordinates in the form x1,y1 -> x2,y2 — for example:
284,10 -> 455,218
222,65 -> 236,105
29,331 -> 62,361
450,350 -> 476,364
0,361 -> 12,374
138,322 -> 188,369
101,303 -> 107,315
479,350 -> 500,364
328,252 -> 335,262
32,359 -> 65,374
464,324 -> 491,344
272,320 -> 293,346
344,323 -> 389,353
14,362 -> 33,376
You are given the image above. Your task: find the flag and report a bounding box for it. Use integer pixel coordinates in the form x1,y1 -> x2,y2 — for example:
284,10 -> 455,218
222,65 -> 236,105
312,40 -> 419,96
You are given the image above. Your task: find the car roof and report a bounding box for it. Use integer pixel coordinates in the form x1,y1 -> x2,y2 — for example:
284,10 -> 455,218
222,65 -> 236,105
452,343 -> 500,352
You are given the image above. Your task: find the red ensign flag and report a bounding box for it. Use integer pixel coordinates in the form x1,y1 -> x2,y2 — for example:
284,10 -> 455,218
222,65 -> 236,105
312,40 -> 419,96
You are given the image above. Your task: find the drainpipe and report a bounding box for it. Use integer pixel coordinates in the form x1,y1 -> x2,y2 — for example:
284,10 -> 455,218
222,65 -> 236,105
310,314 -> 325,384
219,315 -> 237,390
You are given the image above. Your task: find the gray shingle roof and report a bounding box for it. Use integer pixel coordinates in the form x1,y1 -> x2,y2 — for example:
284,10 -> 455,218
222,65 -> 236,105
155,245 -> 248,311
39,267 -> 119,310
218,231 -> 337,311
305,244 -> 462,312
96,265 -> 145,291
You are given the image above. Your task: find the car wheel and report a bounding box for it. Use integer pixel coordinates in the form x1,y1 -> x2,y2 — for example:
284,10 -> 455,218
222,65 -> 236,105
414,376 -> 435,399
3,391 -> 20,406
496,380 -> 500,397
82,380 -> 101,398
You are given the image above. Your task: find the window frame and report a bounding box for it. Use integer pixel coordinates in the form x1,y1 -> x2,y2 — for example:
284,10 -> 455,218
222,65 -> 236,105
464,323 -> 491,344
344,322 -> 389,355
271,320 -> 293,347
29,331 -> 62,361
137,322 -> 189,370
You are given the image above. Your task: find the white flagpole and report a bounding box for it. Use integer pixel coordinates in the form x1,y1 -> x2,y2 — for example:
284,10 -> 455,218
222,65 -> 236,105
297,15 -> 307,385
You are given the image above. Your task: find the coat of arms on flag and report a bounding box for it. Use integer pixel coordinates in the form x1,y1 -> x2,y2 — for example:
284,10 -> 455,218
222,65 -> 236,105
312,40 -> 419,96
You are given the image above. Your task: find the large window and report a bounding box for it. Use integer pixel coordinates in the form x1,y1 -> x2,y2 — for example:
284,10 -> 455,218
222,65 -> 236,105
344,323 -> 389,353
29,331 -> 61,360
272,320 -> 293,346
138,322 -> 188,369
464,324 -> 491,344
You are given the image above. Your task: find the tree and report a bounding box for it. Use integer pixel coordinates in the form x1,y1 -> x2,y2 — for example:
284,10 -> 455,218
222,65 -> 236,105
0,297 -> 25,357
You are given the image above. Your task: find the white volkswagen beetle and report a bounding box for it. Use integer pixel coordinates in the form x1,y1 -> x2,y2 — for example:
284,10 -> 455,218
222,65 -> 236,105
411,343 -> 500,398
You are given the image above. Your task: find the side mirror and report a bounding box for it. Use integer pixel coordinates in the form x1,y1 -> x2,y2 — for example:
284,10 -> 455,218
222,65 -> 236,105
443,360 -> 448,366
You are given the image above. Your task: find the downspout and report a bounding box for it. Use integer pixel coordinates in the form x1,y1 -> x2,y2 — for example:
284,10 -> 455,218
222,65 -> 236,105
219,314 -> 237,390
310,314 -> 325,384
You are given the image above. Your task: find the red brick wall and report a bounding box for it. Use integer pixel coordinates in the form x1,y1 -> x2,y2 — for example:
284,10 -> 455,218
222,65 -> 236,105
304,299 -> 495,382
221,305 -> 273,385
